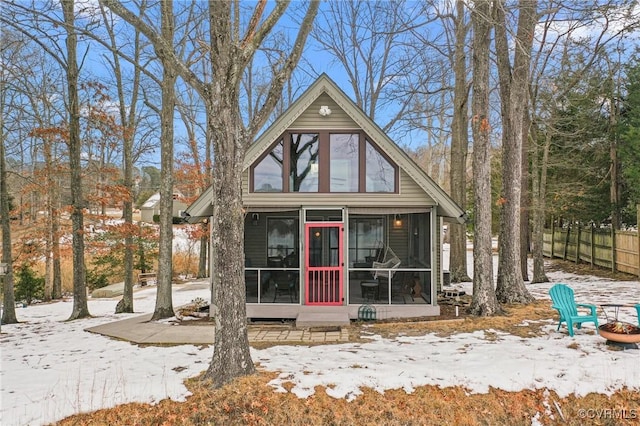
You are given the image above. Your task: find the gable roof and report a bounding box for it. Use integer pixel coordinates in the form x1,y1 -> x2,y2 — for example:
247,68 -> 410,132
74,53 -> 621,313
185,74 -> 465,223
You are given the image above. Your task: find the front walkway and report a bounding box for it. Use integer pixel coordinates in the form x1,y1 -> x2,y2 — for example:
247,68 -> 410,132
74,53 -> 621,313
85,313 -> 350,345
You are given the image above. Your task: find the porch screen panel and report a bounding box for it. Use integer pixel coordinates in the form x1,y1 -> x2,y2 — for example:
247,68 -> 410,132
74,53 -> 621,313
348,217 -> 384,265
267,218 -> 299,260
410,212 -> 431,267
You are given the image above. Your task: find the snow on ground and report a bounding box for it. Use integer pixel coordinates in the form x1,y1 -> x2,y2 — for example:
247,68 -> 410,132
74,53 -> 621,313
2,250 -> 639,426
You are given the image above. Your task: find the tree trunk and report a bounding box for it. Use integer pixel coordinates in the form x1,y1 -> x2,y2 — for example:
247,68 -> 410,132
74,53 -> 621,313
468,0 -> 501,317
494,0 -> 534,304
448,0 -> 471,283
151,0 -> 177,321
1,118 -> 18,325
101,0 -> 142,314
63,0 -> 90,320
197,231 -> 208,278
531,129 -> 550,283
203,102 -> 255,387
520,109 -> 531,281
52,206 -> 62,299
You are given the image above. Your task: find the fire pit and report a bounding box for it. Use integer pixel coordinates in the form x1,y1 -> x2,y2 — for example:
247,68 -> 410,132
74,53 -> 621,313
598,322 -> 640,350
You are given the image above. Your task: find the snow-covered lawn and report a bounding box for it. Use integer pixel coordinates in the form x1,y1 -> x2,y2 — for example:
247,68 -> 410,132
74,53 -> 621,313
2,257 -> 639,426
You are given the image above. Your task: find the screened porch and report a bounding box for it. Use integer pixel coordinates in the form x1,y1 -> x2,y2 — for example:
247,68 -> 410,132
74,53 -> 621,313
243,210 -> 434,307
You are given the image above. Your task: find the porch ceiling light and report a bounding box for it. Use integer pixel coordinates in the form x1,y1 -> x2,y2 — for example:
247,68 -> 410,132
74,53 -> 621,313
251,213 -> 259,226
394,214 -> 402,227
318,105 -> 332,117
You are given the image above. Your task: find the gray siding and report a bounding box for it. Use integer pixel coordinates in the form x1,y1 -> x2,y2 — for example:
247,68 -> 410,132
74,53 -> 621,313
290,93 -> 359,129
388,218 -> 409,263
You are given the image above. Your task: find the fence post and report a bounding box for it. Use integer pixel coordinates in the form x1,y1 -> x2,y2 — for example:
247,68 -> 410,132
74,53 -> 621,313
637,204 -> 640,278
550,218 -> 555,258
590,223 -> 595,268
563,222 -> 570,260
611,225 -> 616,273
575,224 -> 581,264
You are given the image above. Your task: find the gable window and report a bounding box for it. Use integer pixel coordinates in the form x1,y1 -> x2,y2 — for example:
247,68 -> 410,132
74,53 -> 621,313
330,134 -> 359,192
365,139 -> 395,192
289,133 -> 319,192
253,139 -> 283,192
250,131 -> 397,193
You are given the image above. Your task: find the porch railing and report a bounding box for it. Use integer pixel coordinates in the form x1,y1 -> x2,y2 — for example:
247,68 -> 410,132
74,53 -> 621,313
347,267 -> 432,305
245,267 -> 300,304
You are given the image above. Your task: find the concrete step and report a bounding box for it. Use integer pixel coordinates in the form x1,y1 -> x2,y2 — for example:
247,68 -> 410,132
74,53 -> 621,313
295,311 -> 350,328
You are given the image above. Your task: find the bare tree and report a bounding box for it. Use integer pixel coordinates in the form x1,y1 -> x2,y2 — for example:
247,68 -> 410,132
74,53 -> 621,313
446,0 -> 472,283
61,0 -> 90,319
0,49 -> 18,323
527,1 -> 640,281
104,0 -> 320,387
493,0 -> 535,304
150,0 -> 178,320
98,1 -> 144,313
468,0 -> 501,316
311,0 -> 426,131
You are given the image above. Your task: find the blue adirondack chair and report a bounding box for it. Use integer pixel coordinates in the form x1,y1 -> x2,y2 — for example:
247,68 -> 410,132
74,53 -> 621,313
636,304 -> 640,326
549,283 -> 599,337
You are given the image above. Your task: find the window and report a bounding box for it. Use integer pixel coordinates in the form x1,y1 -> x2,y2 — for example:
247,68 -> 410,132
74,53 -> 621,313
365,140 -> 395,192
330,134 -> 359,192
250,131 -> 397,193
289,133 -> 319,192
253,140 -> 283,192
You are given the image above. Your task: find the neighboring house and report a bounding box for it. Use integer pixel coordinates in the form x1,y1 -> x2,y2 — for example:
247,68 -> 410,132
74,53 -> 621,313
140,190 -> 189,223
185,74 -> 465,324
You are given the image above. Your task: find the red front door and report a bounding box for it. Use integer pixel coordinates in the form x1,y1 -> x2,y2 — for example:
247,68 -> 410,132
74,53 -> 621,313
305,223 -> 343,305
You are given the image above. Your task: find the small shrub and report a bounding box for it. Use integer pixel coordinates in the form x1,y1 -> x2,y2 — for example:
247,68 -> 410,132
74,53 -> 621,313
15,264 -> 45,305
86,268 -> 109,291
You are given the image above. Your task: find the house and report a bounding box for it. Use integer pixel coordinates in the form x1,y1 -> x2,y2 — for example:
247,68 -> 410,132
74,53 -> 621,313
185,74 -> 465,324
140,190 -> 189,223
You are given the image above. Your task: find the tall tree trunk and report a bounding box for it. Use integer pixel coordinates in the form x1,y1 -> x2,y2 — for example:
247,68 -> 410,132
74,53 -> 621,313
151,0 -> 176,321
52,210 -> 62,299
44,138 -> 54,301
101,0 -> 142,314
609,93 -> 621,230
520,109 -> 531,281
198,112 -> 213,279
531,129 -> 550,283
63,0 -> 90,320
468,0 -> 501,317
448,0 -> 471,283
494,0 -> 534,304
1,115 -> 18,325
202,1 -> 255,387
203,105 -> 255,386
